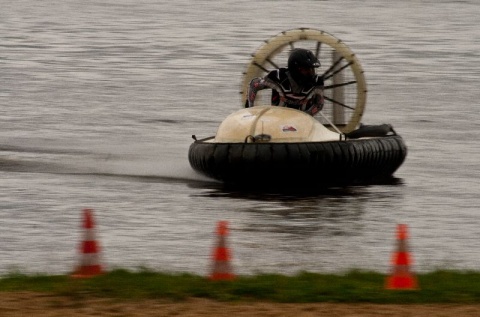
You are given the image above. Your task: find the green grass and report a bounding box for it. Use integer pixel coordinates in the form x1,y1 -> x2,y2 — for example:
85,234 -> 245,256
1,269 -> 480,303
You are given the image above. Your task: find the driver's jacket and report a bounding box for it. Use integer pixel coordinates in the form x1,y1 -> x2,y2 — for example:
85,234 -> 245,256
246,68 -> 324,116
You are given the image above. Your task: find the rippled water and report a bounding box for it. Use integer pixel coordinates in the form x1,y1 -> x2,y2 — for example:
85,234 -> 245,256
1,0 -> 480,275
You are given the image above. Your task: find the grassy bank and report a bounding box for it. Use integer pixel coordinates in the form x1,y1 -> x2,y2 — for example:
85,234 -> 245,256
1,269 -> 480,303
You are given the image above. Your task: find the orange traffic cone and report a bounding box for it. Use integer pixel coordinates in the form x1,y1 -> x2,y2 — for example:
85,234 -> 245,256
385,224 -> 418,290
71,208 -> 103,278
210,221 -> 235,281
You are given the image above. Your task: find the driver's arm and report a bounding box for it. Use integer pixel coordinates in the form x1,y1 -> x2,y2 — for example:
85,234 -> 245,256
246,77 -> 284,108
305,86 -> 325,116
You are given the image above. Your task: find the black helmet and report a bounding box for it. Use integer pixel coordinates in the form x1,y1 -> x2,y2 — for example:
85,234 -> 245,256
287,48 -> 320,86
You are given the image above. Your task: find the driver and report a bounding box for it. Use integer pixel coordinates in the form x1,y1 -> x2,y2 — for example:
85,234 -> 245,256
246,48 -> 324,116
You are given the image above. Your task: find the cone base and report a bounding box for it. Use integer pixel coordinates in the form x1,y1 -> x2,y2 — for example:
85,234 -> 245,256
71,265 -> 103,279
385,276 -> 418,290
210,273 -> 235,281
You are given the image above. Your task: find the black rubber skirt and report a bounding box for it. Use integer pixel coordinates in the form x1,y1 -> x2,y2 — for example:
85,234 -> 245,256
188,135 -> 407,187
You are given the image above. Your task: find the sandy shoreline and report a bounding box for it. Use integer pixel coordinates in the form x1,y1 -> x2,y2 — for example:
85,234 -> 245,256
1,292 -> 480,317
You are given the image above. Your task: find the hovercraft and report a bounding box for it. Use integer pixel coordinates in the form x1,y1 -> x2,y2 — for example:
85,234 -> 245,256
188,28 -> 407,187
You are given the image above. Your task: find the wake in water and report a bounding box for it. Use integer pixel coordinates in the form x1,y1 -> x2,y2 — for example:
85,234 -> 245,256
0,141 -> 212,185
